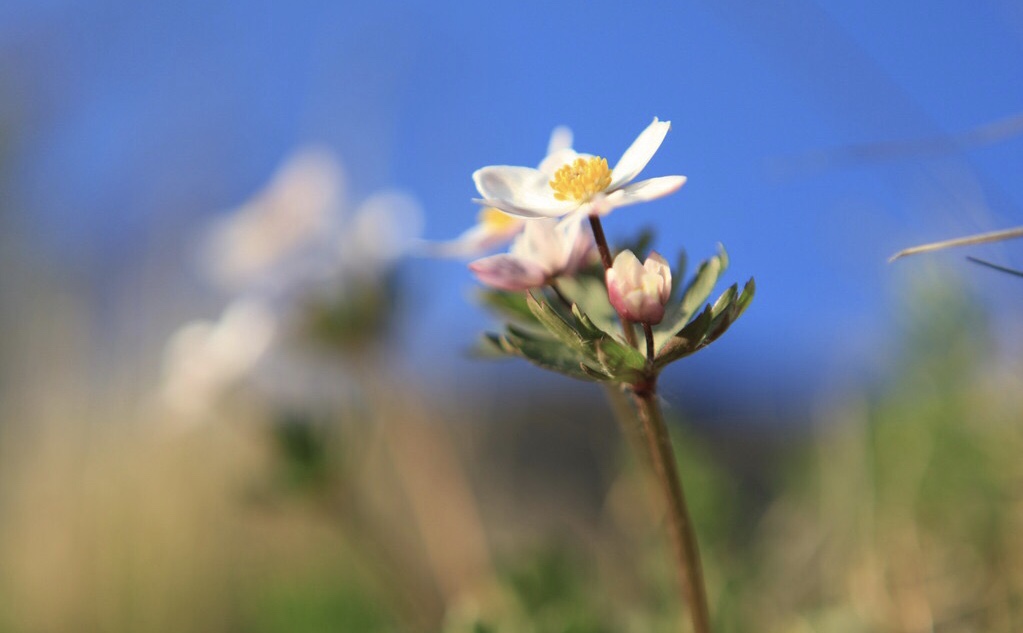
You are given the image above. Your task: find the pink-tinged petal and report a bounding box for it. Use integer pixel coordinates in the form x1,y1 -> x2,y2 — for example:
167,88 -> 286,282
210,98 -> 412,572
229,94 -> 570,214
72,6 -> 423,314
469,254 -> 548,291
644,251 -> 672,304
473,166 -> 579,218
609,118 -> 672,190
605,249 -> 669,324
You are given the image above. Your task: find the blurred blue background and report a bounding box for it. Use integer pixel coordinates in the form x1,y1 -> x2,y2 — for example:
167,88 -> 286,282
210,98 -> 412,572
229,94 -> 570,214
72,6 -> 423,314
3,0 -> 1023,412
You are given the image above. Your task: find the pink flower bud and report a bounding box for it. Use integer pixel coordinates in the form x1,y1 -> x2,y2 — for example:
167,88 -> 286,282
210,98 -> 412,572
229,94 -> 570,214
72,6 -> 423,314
605,250 -> 672,324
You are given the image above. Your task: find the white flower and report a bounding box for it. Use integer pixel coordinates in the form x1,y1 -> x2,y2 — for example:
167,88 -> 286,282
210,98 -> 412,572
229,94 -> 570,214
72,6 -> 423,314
473,118 -> 687,220
427,126 -> 578,258
606,250 -> 672,325
469,217 -> 594,291
426,206 -> 527,259
203,147 -> 343,294
201,146 -> 421,304
159,299 -> 277,421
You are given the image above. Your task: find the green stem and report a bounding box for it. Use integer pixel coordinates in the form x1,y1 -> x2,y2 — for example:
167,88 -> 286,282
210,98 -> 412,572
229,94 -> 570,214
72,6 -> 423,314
588,214 -> 639,350
632,386 -> 711,633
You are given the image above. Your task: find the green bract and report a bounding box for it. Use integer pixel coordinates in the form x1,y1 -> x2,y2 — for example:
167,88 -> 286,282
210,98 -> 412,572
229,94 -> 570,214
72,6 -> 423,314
478,242 -> 754,386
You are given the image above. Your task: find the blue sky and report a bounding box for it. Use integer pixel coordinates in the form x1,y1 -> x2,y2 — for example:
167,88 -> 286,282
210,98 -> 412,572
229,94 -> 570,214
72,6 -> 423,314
2,0 -> 1022,405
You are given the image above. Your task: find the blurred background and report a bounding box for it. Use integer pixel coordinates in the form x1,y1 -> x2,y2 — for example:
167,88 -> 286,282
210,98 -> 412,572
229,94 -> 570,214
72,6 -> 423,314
1,1 -> 1023,631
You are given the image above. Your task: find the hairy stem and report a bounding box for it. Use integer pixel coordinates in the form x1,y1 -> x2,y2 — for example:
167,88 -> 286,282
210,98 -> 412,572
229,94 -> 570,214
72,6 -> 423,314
632,387 -> 711,633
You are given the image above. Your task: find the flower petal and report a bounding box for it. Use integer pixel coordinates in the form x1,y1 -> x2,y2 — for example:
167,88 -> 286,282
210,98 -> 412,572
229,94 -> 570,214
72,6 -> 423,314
469,253 -> 548,291
609,118 -> 672,190
537,147 -> 580,177
419,222 -> 513,258
547,125 -> 574,156
473,166 -> 578,218
600,176 -> 687,214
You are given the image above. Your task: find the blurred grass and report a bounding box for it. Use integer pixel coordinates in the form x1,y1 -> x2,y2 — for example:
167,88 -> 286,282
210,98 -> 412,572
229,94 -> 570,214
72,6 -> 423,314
1,262 -> 1022,632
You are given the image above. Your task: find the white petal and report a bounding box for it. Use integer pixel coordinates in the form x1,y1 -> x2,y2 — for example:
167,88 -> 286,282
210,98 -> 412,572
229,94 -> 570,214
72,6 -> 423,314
473,166 -> 579,218
469,253 -> 548,291
348,192 -> 423,266
417,225 -> 494,259
547,126 -> 574,155
600,176 -> 687,214
537,147 -> 580,177
473,165 -> 547,199
557,214 -> 594,275
512,218 -> 562,268
644,251 -> 672,303
609,118 -> 671,190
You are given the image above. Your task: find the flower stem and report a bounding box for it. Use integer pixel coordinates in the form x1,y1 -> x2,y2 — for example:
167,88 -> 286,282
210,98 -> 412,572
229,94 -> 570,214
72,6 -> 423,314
643,322 -> 655,364
632,385 -> 711,633
548,280 -> 573,311
588,213 -> 615,270
588,214 -> 639,349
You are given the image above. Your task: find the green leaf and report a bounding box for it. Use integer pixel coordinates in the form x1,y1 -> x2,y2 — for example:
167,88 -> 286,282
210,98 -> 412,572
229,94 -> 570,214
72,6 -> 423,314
711,283 -> 738,318
667,249 -> 688,303
595,337 -> 647,382
525,292 -> 593,356
473,333 -> 509,358
705,278 -> 755,344
614,226 -> 656,257
679,244 -> 728,319
654,305 -> 713,368
653,244 -> 729,350
579,363 -> 613,381
555,275 -> 621,339
477,289 -> 536,324
654,277 -> 756,369
500,332 -> 600,382
734,277 -> 756,317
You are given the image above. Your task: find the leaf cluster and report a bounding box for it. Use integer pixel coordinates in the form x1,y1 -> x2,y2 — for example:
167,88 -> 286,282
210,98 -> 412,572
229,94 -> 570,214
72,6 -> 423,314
477,243 -> 754,385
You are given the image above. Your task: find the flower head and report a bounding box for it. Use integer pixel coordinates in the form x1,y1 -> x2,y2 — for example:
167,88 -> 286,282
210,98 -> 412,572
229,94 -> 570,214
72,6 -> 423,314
203,147 -> 343,294
428,126 -> 576,258
201,147 -> 421,305
469,217 -> 594,291
606,250 -> 672,325
473,118 -> 686,220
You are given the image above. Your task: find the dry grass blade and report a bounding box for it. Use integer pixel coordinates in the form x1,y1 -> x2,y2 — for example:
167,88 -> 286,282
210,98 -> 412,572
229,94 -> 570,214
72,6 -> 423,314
965,256 -> 1023,278
888,226 -> 1023,262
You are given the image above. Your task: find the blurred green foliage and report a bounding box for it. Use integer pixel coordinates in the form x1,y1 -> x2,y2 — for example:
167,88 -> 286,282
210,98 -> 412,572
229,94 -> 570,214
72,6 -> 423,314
1,271 -> 1021,632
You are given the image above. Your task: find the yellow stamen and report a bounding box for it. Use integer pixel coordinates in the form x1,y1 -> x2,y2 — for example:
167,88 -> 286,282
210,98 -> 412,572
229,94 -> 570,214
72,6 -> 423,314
478,207 -> 519,232
549,156 -> 612,202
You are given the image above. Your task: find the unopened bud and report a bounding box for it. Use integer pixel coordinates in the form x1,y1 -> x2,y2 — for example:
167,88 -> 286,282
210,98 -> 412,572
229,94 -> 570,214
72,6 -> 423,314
605,250 -> 671,324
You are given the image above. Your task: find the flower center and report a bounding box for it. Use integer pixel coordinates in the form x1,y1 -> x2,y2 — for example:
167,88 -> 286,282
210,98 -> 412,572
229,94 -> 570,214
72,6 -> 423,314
478,207 -> 519,232
549,156 -> 612,202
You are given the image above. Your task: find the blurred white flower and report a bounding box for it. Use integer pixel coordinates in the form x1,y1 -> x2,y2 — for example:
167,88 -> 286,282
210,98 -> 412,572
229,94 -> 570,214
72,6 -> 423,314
202,146 -> 422,303
339,191 -> 423,279
160,146 -> 422,422
469,217 -> 593,291
473,118 -> 686,221
160,299 -> 277,421
428,126 -> 577,258
606,250 -> 672,325
203,147 -> 343,295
